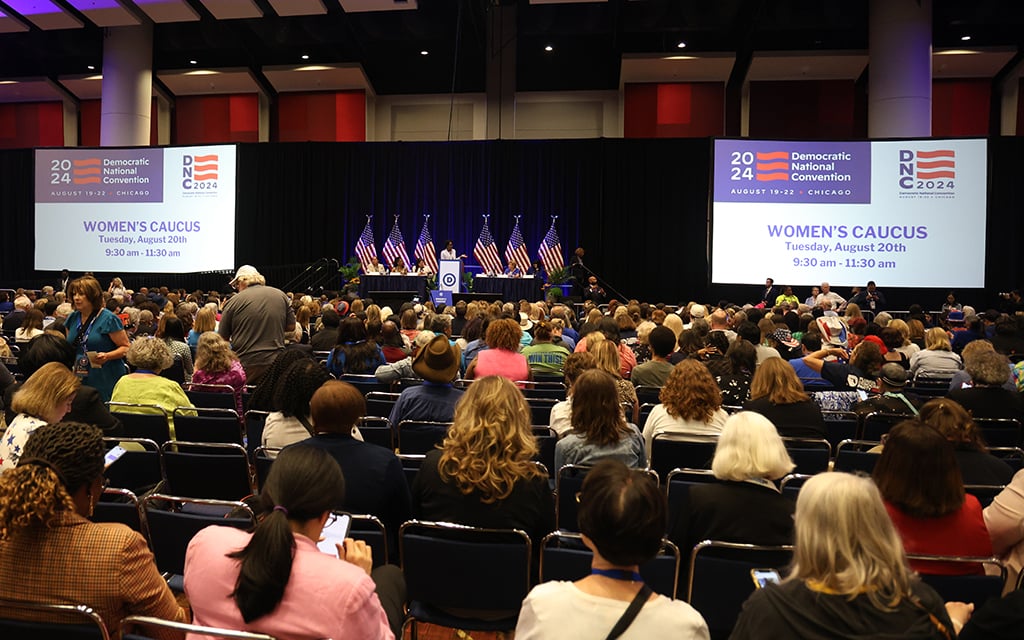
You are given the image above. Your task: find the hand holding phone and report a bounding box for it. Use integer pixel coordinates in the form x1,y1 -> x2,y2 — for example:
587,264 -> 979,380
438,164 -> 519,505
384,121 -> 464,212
750,568 -> 781,589
317,512 -> 352,555
104,445 -> 127,469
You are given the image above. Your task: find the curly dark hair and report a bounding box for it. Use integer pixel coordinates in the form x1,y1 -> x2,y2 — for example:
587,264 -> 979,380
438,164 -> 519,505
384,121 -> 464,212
247,350 -> 310,412
0,422 -> 104,539
273,359 -> 332,419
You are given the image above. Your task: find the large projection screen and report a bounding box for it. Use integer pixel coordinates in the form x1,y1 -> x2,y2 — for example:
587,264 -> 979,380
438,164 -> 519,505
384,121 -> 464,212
710,138 -> 987,289
34,145 -> 237,273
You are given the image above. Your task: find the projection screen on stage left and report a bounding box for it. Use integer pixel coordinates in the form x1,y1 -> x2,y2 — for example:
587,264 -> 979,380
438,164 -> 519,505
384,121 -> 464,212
34,144 -> 236,272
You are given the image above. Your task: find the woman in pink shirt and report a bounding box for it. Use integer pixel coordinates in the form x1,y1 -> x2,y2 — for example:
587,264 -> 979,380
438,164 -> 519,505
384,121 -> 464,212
190,332 -> 247,415
465,317 -> 531,384
184,446 -> 402,639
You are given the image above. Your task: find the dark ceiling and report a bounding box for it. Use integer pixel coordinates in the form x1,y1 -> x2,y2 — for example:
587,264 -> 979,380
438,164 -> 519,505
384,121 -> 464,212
0,0 -> 1021,96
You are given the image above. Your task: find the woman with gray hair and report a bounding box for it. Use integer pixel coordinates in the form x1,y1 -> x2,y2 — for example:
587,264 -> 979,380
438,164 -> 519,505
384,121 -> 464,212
731,472 -> 972,639
947,350 -> 1024,424
668,412 -> 795,557
110,337 -> 194,438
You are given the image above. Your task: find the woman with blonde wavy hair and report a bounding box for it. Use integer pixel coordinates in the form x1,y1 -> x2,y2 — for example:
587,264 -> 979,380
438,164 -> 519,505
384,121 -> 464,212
641,359 -> 727,458
731,472 -> 971,639
588,337 -> 639,422
191,332 -> 247,415
410,375 -> 554,544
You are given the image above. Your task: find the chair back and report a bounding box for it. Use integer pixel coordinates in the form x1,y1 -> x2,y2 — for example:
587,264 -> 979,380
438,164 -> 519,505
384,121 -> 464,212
861,411 -> 908,441
990,446 -> 1024,472
159,356 -> 185,385
253,446 -> 280,491
532,427 -> 557,478
665,468 -> 718,528
399,454 -> 426,489
557,464 -> 658,532
634,385 -> 663,406
650,436 -> 718,479
907,554 -> 1006,606
0,599 -> 110,640
974,418 -> 1022,448
358,416 -> 393,450
142,494 -> 254,576
173,407 -> 242,445
519,384 -> 567,401
365,391 -> 401,417
964,484 -> 1005,509
339,374 -> 393,395
243,410 -> 270,457
638,403 -> 657,429
102,437 -> 162,494
527,398 -> 558,425
396,420 -> 451,454
107,403 -> 170,442
184,383 -> 239,411
779,473 -> 813,501
833,439 -> 882,474
160,441 -> 255,500
350,513 -> 389,566
780,437 -> 831,475
687,541 -> 794,640
539,531 -> 681,598
400,520 -> 531,631
121,615 -> 274,640
92,487 -> 143,534
821,410 -> 859,451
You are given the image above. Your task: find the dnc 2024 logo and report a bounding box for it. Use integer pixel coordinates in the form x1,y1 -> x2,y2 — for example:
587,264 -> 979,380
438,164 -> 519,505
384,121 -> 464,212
181,154 -> 218,192
898,149 -> 955,193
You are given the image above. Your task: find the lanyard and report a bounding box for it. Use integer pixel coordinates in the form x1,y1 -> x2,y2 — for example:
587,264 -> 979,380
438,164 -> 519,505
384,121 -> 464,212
75,311 -> 99,352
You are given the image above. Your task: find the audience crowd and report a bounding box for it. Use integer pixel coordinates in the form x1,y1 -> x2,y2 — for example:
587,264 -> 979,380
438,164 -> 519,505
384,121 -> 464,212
3,272 -> 1024,638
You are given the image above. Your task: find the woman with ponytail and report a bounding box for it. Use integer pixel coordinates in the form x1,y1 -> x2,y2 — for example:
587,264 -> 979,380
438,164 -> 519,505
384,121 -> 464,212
0,421 -> 185,635
184,445 -> 399,639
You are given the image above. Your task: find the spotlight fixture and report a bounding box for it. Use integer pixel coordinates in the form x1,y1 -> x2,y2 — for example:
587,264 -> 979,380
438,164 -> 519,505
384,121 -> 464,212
189,59 -> 197,65
87,65 -> 95,70
544,44 -> 553,52
301,54 -> 309,60
676,41 -> 686,49
961,35 -> 971,41
420,50 -> 429,56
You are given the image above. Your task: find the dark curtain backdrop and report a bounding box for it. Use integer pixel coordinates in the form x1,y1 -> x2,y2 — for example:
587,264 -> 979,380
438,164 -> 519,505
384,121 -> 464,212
2,137 -> 1023,309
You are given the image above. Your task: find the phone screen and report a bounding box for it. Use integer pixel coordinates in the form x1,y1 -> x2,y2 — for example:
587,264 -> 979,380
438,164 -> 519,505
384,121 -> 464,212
750,568 -> 781,589
104,445 -> 127,469
317,513 -> 352,555
856,389 -> 869,401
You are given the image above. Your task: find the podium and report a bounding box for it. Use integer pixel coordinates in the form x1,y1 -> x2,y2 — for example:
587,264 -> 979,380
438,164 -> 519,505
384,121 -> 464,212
438,259 -> 462,293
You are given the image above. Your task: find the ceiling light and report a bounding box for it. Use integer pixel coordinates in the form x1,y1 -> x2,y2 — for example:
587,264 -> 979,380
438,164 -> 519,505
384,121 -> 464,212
935,49 -> 980,56
189,59 -> 197,65
676,41 -> 686,49
87,65 -> 95,71
0,80 -> 18,85
301,54 -> 309,60
420,50 -> 429,56
544,45 -> 553,52
961,35 -> 971,41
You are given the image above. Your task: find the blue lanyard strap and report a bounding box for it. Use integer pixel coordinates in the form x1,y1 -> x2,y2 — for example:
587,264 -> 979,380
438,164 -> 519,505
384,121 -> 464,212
591,568 -> 643,582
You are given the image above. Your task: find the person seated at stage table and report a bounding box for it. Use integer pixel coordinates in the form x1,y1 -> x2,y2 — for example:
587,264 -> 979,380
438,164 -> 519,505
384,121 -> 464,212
516,459 -> 710,640
363,255 -> 387,275
504,260 -> 523,278
0,421 -> 187,636
413,257 -> 432,276
389,256 -> 408,275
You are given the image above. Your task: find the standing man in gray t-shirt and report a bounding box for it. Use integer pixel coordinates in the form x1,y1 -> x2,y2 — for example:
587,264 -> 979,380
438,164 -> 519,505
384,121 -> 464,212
218,265 -> 295,384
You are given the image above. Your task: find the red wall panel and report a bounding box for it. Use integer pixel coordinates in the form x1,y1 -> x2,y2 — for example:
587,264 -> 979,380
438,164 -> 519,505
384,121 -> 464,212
174,94 -> 259,145
624,83 -> 724,138
277,91 -> 366,142
749,80 -> 857,139
0,102 -> 64,149
933,79 -> 989,137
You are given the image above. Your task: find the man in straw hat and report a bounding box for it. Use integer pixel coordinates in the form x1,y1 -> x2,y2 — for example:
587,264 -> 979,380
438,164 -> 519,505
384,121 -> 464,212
388,335 -> 464,426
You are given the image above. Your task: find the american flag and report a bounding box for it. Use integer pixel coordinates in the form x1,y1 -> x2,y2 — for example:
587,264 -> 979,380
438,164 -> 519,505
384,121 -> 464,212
413,216 -> 438,273
473,215 -> 503,275
505,216 -> 531,272
382,217 -> 411,269
538,217 -> 564,273
355,216 -> 377,271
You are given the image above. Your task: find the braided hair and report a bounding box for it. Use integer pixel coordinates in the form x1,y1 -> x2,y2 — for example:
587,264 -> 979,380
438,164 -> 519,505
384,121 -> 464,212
0,421 -> 104,540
